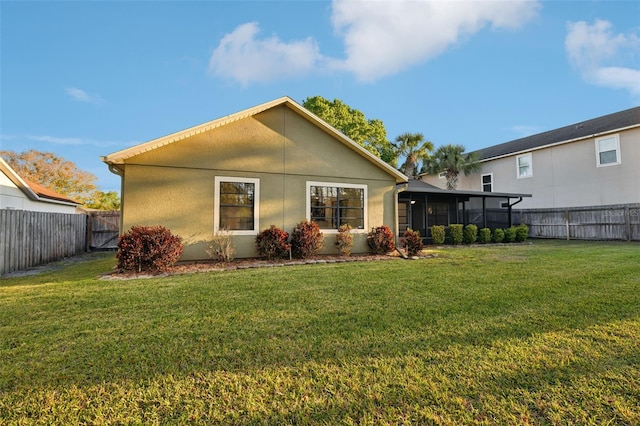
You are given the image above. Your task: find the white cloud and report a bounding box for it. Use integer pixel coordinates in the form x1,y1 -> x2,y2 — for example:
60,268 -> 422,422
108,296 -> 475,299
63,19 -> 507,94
27,134 -> 86,145
330,0 -> 540,82
208,1 -> 539,85
65,87 -> 105,104
22,134 -> 134,148
511,125 -> 541,138
208,22 -> 324,86
565,20 -> 640,96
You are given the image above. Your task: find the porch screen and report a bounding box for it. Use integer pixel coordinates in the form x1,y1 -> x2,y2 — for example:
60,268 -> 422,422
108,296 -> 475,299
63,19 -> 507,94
310,185 -> 364,229
428,203 -> 449,226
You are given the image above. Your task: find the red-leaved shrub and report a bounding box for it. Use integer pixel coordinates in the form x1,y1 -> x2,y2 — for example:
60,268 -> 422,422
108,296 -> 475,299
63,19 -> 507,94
291,220 -> 324,259
255,225 -> 291,260
117,225 -> 183,273
401,228 -> 424,256
367,225 -> 395,254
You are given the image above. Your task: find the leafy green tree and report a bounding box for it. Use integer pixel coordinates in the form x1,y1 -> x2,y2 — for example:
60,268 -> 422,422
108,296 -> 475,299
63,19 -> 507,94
422,144 -> 481,189
393,132 -> 434,179
85,190 -> 121,210
302,96 -> 396,165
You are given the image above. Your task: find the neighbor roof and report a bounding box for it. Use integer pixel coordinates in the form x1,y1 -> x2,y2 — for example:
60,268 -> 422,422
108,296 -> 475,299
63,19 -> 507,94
0,158 -> 80,205
474,106 -> 640,161
102,96 -> 408,184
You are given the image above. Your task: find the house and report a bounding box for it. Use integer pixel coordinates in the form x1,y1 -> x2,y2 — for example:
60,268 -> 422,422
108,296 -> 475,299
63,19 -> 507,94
102,96 -> 408,260
0,158 -> 81,213
421,106 -> 640,209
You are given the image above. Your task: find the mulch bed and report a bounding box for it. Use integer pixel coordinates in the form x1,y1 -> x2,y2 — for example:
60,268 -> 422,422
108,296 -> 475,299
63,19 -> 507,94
100,251 -> 437,280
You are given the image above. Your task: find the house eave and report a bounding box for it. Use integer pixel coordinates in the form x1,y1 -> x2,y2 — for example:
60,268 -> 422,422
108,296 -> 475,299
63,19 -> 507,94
1,158 -> 81,206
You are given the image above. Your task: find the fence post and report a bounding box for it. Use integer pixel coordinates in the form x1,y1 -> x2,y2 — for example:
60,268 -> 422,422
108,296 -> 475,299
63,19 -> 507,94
565,208 -> 570,240
85,212 -> 92,252
625,205 -> 631,242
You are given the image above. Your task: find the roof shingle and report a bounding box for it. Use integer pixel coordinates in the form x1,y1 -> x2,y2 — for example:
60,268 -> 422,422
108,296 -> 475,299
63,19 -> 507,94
474,106 -> 640,160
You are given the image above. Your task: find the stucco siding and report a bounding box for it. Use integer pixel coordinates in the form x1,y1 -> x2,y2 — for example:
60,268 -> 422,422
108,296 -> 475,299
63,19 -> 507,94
119,105 -> 398,260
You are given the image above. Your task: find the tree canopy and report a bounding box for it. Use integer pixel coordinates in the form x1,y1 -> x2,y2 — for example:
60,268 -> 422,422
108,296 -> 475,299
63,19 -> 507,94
302,96 -> 396,165
422,144 -> 481,189
1,149 -> 119,210
393,132 -> 434,179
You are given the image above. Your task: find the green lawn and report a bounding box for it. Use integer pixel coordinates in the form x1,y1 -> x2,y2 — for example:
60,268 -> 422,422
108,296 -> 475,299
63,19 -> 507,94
1,241 -> 639,425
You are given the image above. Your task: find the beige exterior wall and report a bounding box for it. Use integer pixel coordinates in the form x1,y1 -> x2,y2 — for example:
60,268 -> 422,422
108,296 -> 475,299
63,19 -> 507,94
119,105 -> 398,259
423,127 -> 640,209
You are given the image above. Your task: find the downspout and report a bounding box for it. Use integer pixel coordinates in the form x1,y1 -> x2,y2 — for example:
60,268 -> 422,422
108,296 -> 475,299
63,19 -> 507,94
107,163 -> 125,232
394,183 -> 409,247
507,197 -> 523,227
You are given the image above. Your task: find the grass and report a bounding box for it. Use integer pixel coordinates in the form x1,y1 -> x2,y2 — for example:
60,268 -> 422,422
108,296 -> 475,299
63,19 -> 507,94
0,240 -> 639,424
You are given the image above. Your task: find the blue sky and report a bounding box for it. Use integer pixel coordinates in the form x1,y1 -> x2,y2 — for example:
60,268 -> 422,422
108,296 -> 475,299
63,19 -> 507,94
2,0 -> 638,194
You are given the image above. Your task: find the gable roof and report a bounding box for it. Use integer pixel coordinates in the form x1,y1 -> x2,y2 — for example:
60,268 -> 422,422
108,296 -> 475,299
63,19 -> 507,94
474,106 -> 640,161
0,158 -> 80,206
102,96 -> 408,184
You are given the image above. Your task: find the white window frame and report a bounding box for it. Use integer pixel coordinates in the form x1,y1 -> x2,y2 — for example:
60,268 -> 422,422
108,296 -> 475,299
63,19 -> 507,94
516,153 -> 533,179
595,134 -> 621,167
306,181 -> 368,234
481,173 -> 493,192
438,171 -> 447,179
214,176 -> 260,235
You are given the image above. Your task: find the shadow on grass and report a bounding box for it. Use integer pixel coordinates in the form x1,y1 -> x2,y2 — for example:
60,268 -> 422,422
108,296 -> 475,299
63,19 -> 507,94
1,242 -> 639,398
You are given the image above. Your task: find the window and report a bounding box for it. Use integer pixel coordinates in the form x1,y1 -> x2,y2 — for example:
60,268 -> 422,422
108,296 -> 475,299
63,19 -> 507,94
438,171 -> 447,179
481,173 -> 493,192
517,153 -> 533,178
307,181 -> 367,231
596,134 -> 621,167
214,176 -> 259,235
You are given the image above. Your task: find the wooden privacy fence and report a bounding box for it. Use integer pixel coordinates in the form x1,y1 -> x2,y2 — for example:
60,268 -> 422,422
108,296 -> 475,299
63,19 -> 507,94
514,204 -> 640,241
1,210 -> 87,275
87,210 -> 120,250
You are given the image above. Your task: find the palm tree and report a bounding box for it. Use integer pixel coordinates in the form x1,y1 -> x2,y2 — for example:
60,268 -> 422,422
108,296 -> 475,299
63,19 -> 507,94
393,132 -> 434,179
423,144 -> 481,189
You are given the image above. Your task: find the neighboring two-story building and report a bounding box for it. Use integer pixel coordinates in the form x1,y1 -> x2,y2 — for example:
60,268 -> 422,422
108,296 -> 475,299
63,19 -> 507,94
421,107 -> 640,209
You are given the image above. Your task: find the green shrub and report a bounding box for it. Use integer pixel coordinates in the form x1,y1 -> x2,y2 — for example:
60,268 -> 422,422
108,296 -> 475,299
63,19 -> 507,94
402,229 -> 424,256
492,228 -> 505,243
430,225 -> 446,245
336,224 -> 354,256
449,224 -> 464,245
291,220 -> 324,259
367,225 -> 395,254
515,224 -> 529,242
478,228 -> 492,244
504,226 -> 517,243
206,228 -> 236,263
463,224 -> 478,244
117,225 -> 183,273
256,225 -> 291,260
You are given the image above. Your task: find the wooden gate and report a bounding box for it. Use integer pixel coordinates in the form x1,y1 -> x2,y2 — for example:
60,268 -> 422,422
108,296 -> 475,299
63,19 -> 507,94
87,211 -> 120,250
